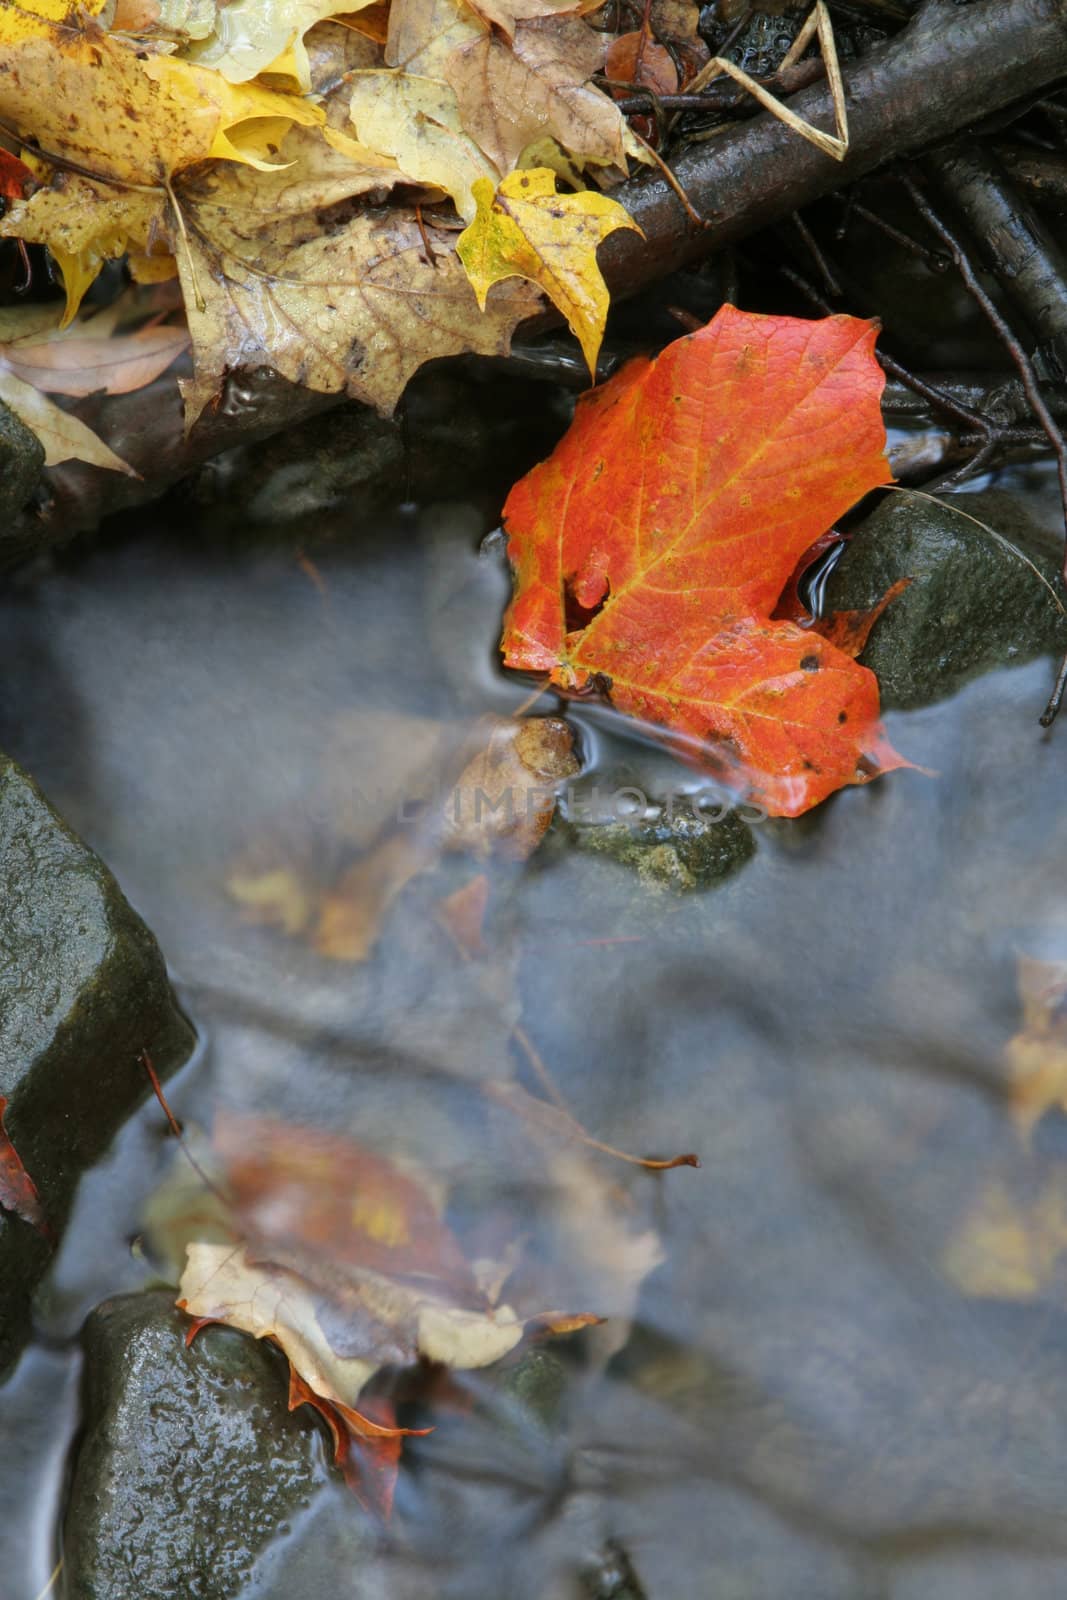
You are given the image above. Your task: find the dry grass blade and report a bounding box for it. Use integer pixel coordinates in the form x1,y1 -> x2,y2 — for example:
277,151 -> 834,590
689,0 -> 848,162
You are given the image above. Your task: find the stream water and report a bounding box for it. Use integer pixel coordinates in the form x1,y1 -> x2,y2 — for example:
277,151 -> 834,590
4,459 -> 1067,1599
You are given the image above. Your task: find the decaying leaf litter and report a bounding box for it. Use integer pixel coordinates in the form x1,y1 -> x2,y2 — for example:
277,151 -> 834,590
0,0 -> 851,464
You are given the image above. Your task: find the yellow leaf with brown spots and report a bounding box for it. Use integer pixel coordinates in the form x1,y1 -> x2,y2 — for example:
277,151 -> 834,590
457,167 -> 640,377
174,130 -> 539,428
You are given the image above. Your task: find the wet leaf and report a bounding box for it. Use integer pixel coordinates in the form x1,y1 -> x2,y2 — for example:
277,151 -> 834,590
0,0 -> 325,183
175,1116 -> 596,1491
466,0 -> 602,39
446,17 -> 638,178
441,715 -> 579,860
0,1096 -> 49,1237
347,69 -> 499,221
287,1367 -> 407,1517
604,29 -> 678,96
186,0 -> 380,88
386,0 -> 486,77
457,167 -> 640,377
0,322 -> 190,397
0,368 -> 136,472
174,130 -> 539,426
500,305 -> 907,816
0,146 -> 33,202
0,0 -> 326,317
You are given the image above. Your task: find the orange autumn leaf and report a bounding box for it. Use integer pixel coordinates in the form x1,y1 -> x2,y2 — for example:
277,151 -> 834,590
286,1368 -> 418,1519
500,306 -> 909,817
0,1095 -> 49,1237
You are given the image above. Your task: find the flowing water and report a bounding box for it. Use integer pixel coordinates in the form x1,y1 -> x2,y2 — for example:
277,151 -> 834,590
4,458 -> 1067,1600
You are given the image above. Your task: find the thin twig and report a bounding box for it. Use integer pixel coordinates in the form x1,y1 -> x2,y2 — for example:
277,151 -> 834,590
790,211 -> 842,296
626,125 -> 708,228
138,1050 -> 233,1210
901,173 -> 1067,723
843,198 -> 951,272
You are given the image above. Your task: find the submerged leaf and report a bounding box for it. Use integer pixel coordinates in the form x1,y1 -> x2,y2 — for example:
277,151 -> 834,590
0,368 -> 136,473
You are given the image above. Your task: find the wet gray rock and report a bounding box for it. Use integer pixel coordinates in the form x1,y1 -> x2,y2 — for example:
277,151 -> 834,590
0,756 -> 193,1373
828,489 -> 1067,709
566,808 -> 756,891
64,1291 -> 328,1600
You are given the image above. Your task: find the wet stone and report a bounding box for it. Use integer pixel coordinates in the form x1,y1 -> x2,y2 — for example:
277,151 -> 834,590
0,399 -> 44,552
566,808 -> 756,891
828,489 -> 1067,710
492,1345 -> 569,1435
64,1291 -> 328,1600
0,755 -> 193,1374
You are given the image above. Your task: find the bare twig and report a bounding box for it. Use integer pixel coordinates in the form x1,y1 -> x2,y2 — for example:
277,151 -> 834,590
901,173 -> 1067,723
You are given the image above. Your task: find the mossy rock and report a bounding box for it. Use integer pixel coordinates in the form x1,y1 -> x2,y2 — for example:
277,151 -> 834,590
64,1292 -> 329,1600
0,756 -> 193,1373
567,808 -> 756,891
828,490 -> 1067,709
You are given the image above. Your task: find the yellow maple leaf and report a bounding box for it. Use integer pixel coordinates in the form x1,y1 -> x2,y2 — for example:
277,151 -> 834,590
457,168 -> 641,377
0,180 -> 164,325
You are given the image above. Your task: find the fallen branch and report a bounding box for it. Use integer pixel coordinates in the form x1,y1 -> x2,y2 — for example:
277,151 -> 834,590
597,0 -> 1067,294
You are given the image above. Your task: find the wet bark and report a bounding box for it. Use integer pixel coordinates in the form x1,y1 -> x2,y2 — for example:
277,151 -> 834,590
924,141 -> 1067,378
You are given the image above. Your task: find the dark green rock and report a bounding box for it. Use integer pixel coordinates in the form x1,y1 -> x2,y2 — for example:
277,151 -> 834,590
0,756 -> 194,1373
567,808 -> 756,891
828,489 -> 1067,709
64,1291 -> 327,1600
0,399 -> 43,537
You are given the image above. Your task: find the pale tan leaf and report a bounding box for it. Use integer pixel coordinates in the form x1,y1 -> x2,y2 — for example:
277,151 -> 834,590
385,0 -> 485,76
0,326 -> 190,398
446,16 -> 631,176
465,0 -> 602,39
348,70 -> 499,221
179,1240 -> 529,1412
0,369 -> 137,474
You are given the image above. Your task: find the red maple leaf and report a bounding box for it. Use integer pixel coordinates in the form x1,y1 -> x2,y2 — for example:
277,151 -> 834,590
500,306 -> 911,817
